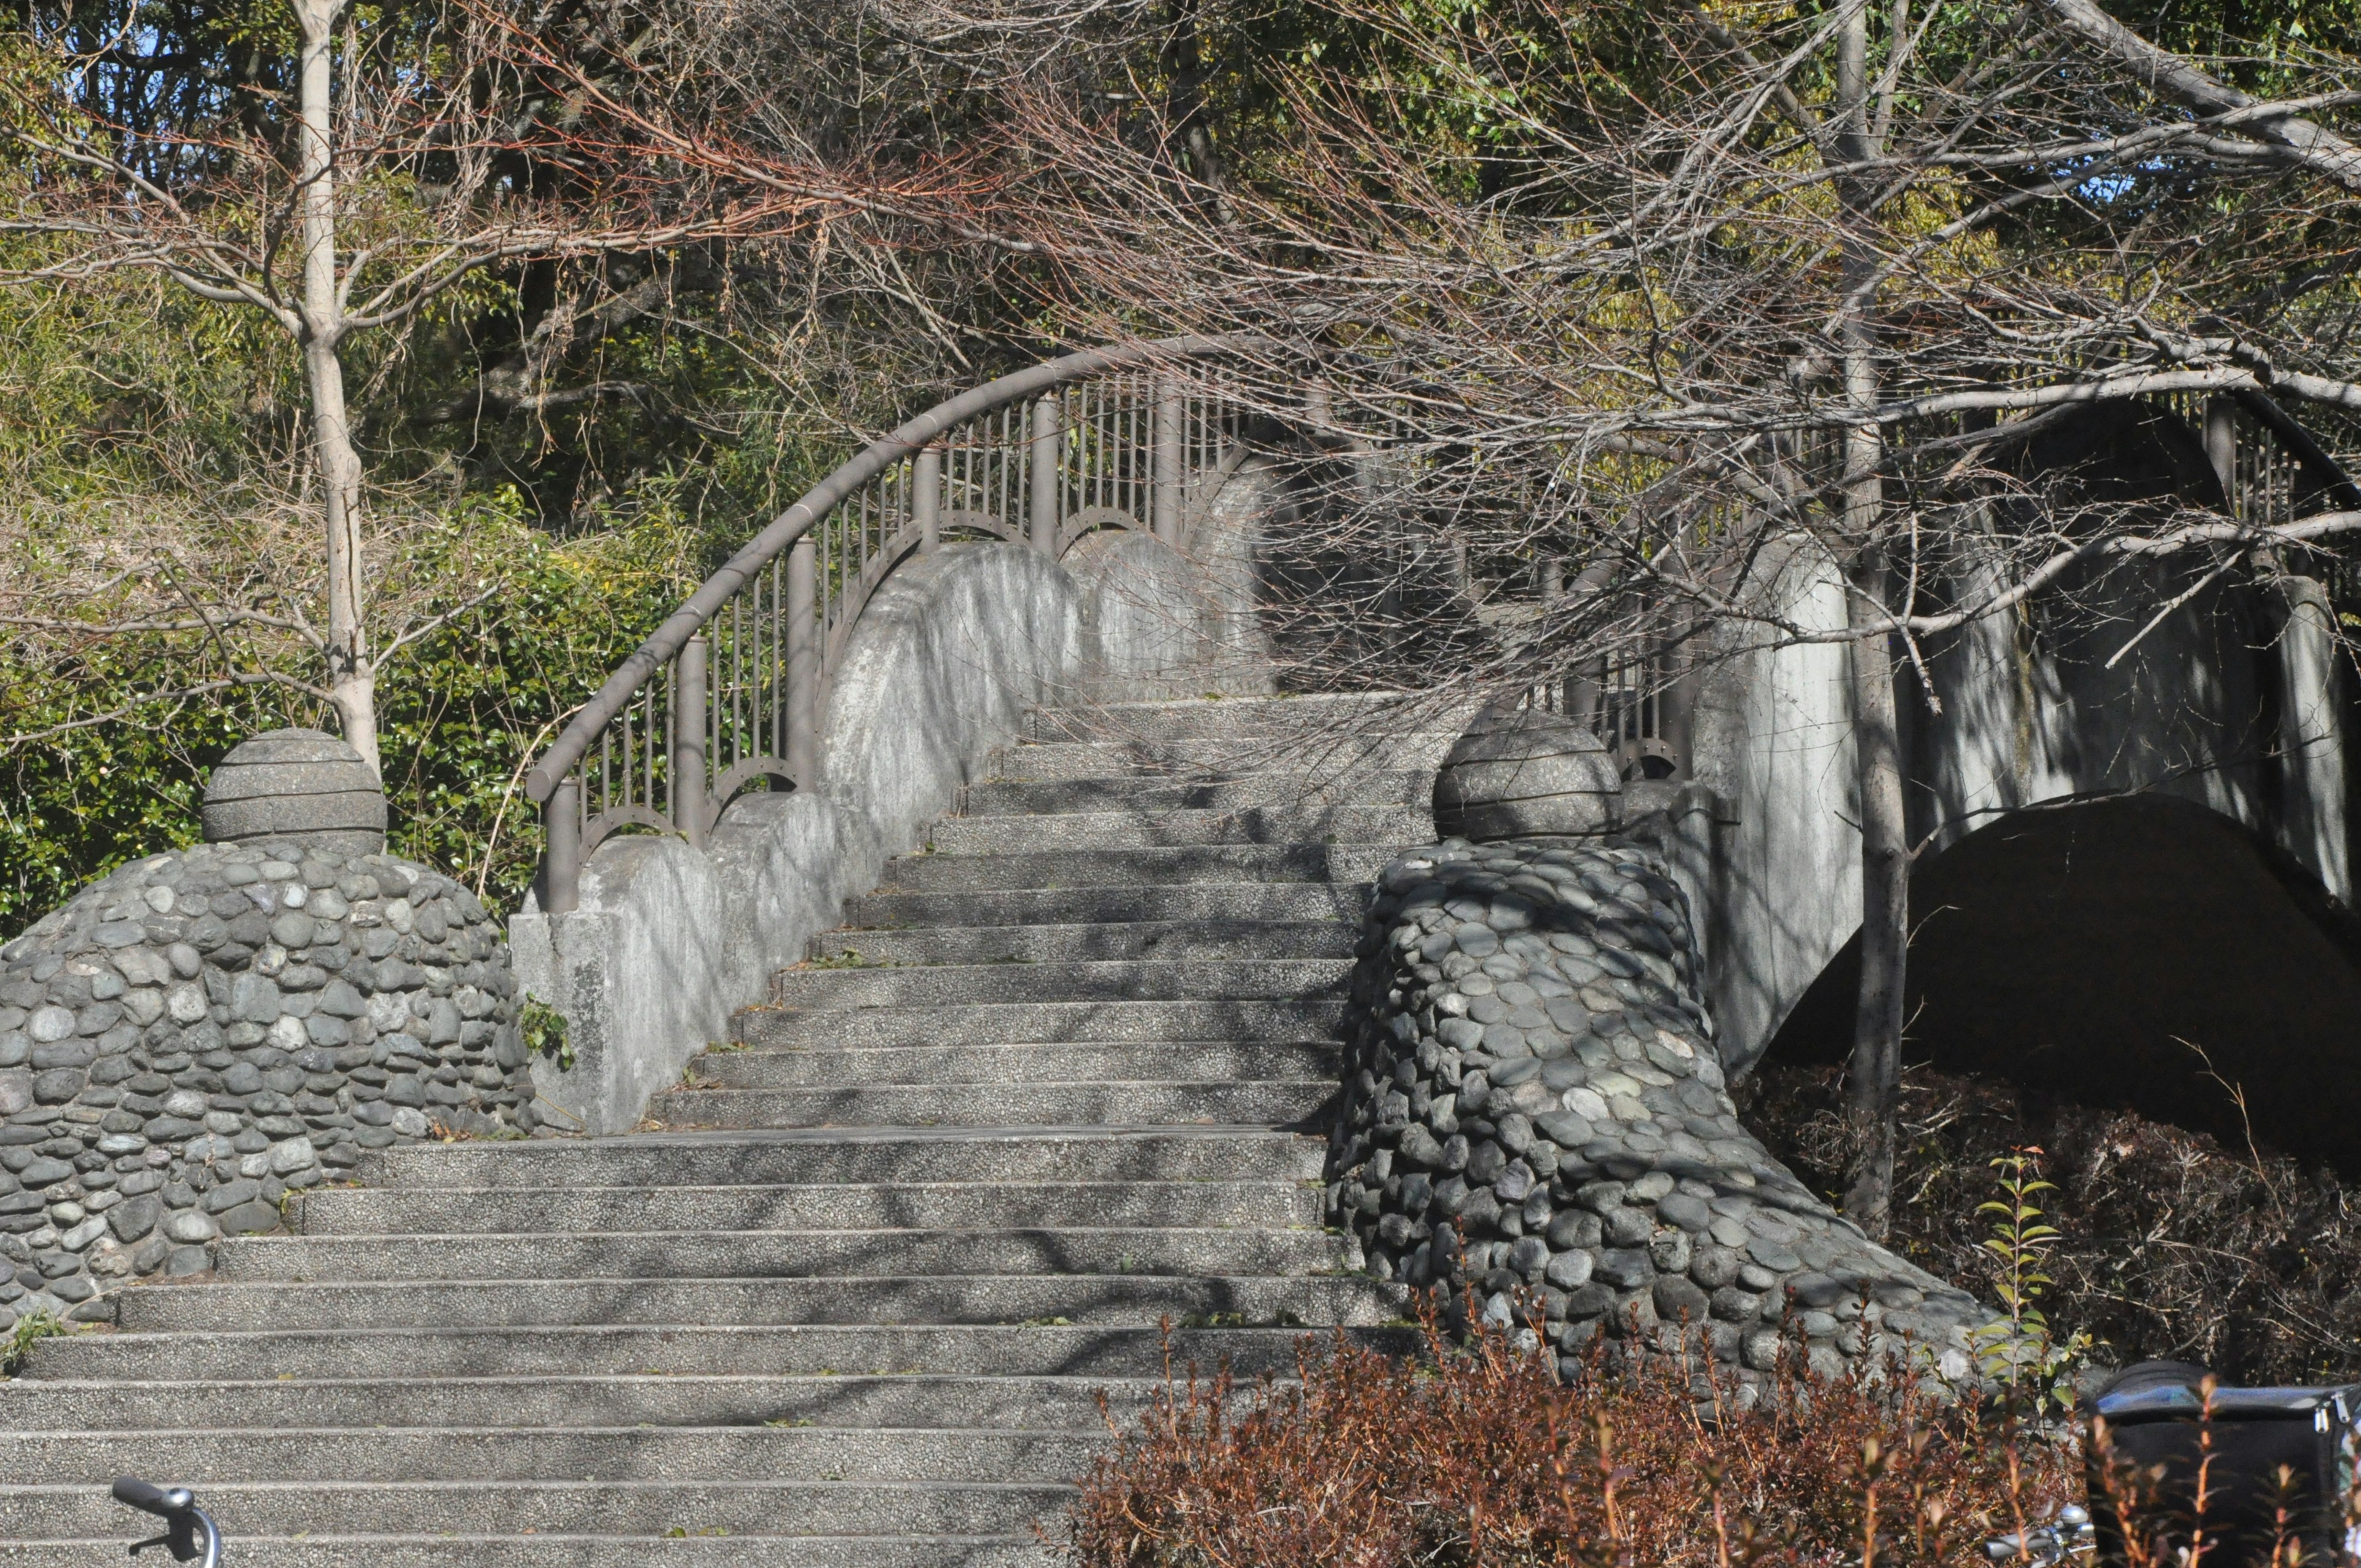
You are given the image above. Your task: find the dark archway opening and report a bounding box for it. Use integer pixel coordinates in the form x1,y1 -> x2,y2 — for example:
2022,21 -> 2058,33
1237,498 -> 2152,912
1758,794 -> 2361,1180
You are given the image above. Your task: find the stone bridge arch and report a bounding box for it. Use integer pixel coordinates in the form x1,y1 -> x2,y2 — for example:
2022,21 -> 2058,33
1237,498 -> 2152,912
1750,794 -> 2361,1175
1668,396 -> 2360,1144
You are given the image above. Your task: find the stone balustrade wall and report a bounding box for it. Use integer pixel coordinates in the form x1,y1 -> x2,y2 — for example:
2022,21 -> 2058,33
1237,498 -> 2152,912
1328,836 -> 1988,1390
0,837 -> 523,1330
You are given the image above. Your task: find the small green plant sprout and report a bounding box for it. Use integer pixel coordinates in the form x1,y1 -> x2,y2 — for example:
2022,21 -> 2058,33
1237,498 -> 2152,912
520,994 -> 571,1072
1968,1147 -> 2090,1421
1,1310 -> 73,1377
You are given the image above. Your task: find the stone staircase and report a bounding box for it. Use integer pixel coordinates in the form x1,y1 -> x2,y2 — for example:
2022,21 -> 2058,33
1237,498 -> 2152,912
0,694 -> 1439,1565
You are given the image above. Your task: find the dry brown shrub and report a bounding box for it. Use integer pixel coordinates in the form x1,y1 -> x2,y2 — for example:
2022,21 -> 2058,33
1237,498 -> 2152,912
1062,1309 -> 2076,1568
1739,1064 -> 2361,1385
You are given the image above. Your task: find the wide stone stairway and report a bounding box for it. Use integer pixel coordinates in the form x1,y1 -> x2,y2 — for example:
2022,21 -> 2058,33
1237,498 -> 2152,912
0,695 -> 1434,1564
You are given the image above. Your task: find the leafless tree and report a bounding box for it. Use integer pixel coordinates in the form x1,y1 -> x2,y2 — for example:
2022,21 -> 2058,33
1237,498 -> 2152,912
0,0 -> 1005,772
993,0 -> 2361,1232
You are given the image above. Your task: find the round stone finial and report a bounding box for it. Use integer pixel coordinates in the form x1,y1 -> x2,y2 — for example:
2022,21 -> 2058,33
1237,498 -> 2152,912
201,727 -> 387,854
1433,704 -> 1621,842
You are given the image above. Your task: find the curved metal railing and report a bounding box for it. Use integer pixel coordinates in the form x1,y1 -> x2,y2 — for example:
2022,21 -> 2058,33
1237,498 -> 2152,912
523,336 -> 1258,913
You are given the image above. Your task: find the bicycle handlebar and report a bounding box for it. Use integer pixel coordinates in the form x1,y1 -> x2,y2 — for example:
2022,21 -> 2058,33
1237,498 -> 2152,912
111,1477 -> 219,1567
111,1477 -> 188,1516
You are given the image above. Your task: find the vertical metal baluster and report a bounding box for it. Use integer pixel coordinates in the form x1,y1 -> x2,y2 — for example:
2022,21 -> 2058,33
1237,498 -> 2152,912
676,634 -> 708,847
1030,394 -> 1061,553
787,535 -> 818,788
822,504 -> 837,652
1154,377 -> 1182,543
917,444 -> 941,554
769,558 -> 783,761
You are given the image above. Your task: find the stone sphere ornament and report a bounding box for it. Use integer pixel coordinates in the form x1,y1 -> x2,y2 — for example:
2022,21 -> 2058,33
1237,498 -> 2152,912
1433,705 -> 1622,842
202,729 -> 387,855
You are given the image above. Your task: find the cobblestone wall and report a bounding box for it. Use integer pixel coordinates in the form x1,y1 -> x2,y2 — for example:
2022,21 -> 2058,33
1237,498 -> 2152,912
1329,837 -> 1988,1389
0,839 -> 526,1329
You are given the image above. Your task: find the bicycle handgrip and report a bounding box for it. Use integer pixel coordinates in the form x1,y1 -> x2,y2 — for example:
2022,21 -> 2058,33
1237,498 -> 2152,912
111,1477 -> 186,1518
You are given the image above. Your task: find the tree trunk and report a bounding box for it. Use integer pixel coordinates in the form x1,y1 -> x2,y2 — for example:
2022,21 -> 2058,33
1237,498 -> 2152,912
1831,0 -> 1905,1236
1845,561 -> 1910,1237
292,0 -> 378,778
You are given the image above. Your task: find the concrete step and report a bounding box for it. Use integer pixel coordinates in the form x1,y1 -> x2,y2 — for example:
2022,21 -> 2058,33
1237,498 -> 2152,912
218,1227 -> 1347,1283
769,957 -> 1351,1009
959,772 -> 1430,818
652,1079 -> 1337,1130
808,920 -> 1353,966
295,1179 -> 1320,1235
26,1323 -> 1408,1382
0,1479 -> 1073,1540
973,740 -> 1174,783
981,734 -> 1457,783
925,804 -> 1420,854
114,1275 -> 1395,1332
874,844 -> 1396,892
734,999 -> 1347,1050
845,882 -> 1373,930
691,1041 -> 1338,1090
0,1373 -> 1169,1433
0,1425 -> 1100,1484
0,1534 -> 1055,1567
0,693 -> 1438,1564
1025,694 -> 1423,743
358,1129 -> 1327,1189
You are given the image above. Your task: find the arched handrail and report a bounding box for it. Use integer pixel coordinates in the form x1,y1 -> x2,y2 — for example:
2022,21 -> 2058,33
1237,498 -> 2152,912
524,333 -> 1261,913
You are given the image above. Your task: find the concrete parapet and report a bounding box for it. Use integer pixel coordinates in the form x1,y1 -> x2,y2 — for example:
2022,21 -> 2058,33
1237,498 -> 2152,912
513,536 -> 1249,1134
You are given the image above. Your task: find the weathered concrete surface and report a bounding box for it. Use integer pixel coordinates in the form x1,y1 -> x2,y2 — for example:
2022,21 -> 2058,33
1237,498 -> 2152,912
1686,539 -> 1862,1075
1181,454 -> 1286,694
1065,529 -> 1216,701
514,536 -> 1256,1133
512,834 -> 732,1134
1684,539 -> 2352,1077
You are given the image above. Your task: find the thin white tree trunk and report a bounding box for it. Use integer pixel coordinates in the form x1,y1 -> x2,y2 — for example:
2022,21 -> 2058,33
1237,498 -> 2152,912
293,0 -> 378,778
